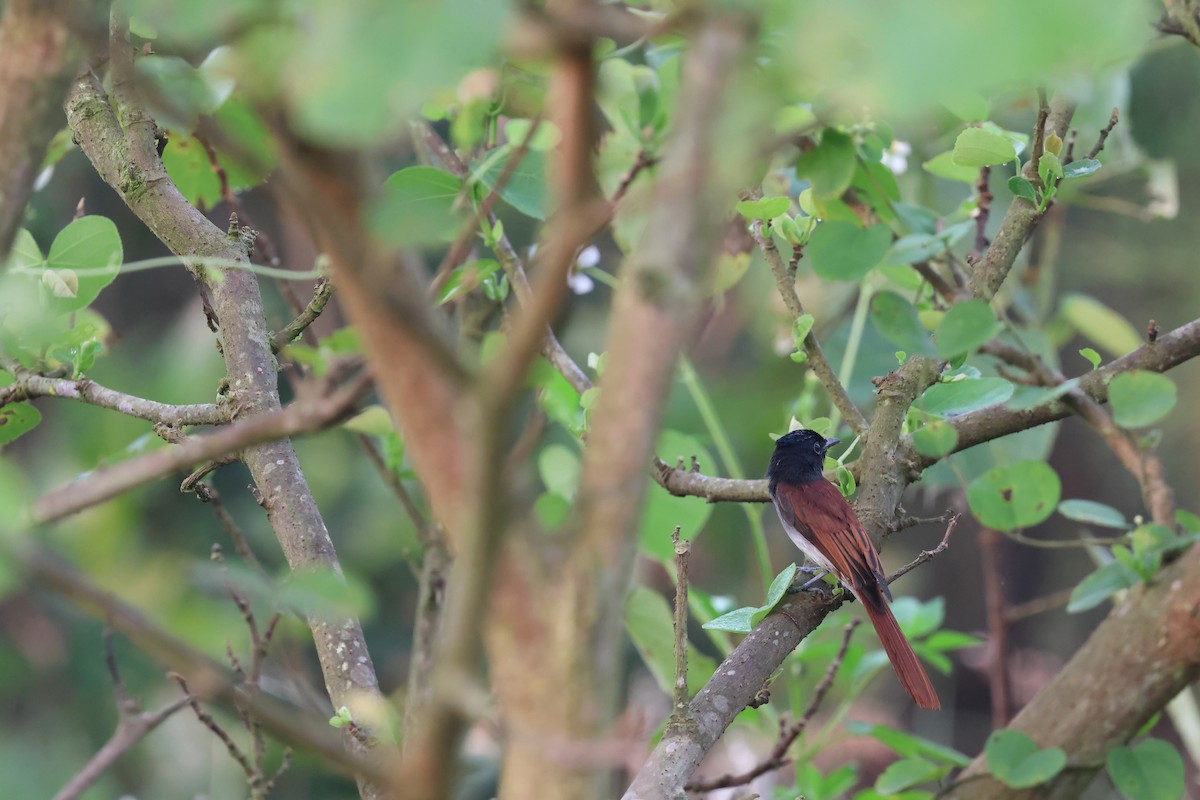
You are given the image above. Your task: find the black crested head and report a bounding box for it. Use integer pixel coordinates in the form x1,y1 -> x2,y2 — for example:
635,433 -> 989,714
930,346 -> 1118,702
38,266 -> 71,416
767,429 -> 839,491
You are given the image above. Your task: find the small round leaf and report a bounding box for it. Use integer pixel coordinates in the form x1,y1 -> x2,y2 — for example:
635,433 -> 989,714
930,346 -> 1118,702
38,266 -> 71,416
968,461 -> 1061,530
808,222 -> 892,282
935,300 -> 1000,358
1107,739 -> 1184,800
1108,371 -> 1177,429
912,420 -> 958,458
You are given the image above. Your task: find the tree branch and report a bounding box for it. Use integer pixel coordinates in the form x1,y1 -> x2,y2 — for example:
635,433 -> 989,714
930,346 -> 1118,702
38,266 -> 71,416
18,543 -> 395,789
66,26 -> 386,794
623,588 -> 842,800
941,541 -> 1200,799
32,371 -> 368,524
746,196 -> 868,435
1,367 -> 226,427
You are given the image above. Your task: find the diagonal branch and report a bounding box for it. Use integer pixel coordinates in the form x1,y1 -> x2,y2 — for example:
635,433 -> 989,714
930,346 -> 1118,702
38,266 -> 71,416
745,191 -> 868,435
32,372 -> 369,524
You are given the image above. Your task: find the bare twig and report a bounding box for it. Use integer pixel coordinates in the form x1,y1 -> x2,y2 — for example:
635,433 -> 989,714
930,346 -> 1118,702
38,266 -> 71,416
1004,588 -> 1075,623
887,513 -> 960,585
1085,107 -> 1120,161
52,631 -> 191,800
271,278 -> 336,353
669,526 -> 691,728
20,543 -> 395,787
970,166 -> 992,261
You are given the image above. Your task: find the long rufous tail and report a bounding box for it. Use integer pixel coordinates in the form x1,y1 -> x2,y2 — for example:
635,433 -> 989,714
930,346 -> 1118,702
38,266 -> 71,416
859,591 -> 941,710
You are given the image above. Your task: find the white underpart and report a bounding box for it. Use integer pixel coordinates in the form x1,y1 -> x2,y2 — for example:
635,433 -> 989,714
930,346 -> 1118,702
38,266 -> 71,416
773,504 -> 850,591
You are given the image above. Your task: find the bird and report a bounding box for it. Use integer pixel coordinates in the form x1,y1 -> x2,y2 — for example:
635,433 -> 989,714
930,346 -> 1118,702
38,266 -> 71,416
767,428 -> 940,710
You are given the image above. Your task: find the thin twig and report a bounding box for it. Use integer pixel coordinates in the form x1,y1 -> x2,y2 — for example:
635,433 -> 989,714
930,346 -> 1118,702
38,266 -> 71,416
1004,588 -> 1075,623
1086,107 -> 1120,161
887,513 -> 960,585
745,192 -> 868,435
669,526 -> 691,728
271,278 -> 336,353
970,166 -> 992,261
52,630 -> 190,800
172,672 -> 255,776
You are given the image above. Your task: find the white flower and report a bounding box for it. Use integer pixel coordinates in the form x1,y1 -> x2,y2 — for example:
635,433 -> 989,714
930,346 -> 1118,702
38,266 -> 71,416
880,140 -> 912,175
567,244 -> 601,295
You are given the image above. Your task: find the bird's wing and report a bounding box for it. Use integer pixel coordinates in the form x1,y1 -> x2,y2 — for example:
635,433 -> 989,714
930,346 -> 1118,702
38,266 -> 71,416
773,479 -> 891,601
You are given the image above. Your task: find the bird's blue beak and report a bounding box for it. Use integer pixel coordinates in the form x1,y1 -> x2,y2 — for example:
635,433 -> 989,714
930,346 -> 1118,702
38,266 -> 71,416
824,437 -> 841,450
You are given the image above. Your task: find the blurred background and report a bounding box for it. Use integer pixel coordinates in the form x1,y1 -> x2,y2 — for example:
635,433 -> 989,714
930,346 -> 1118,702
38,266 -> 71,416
4,2 -> 1200,798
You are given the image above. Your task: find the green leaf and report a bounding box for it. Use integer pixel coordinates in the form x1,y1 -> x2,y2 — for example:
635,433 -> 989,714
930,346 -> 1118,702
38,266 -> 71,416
870,292 -> 936,356
912,420 -> 958,458
935,300 -> 1000,358
846,722 -> 972,767
795,129 -> 857,200
625,586 -> 718,695
1037,151 -> 1064,184
45,216 -> 123,314
1059,293 -> 1141,357
887,221 -> 973,265
533,492 -> 570,531
751,563 -> 798,625
923,630 -> 983,651
891,202 -> 938,235
438,259 -> 499,305
473,145 -> 548,220
503,118 -> 560,151
704,563 -> 797,633
9,228 -> 43,270
920,377 -> 1013,417
922,151 -> 979,183
735,196 -> 790,221
342,405 -> 394,436
875,757 -> 945,794
1079,347 -> 1102,369
985,730 -> 1067,789
1107,739 -> 1185,800
792,313 -> 816,346
1108,371 -> 1177,428
701,605 -> 756,633
807,222 -> 892,282
890,596 -> 944,638
952,127 -> 1016,167
0,403 -> 41,447
1062,158 -> 1101,179
967,461 -> 1061,530
1057,499 -> 1130,529
371,167 -> 463,247
1008,176 -> 1037,203
1178,509 -> 1200,533
538,444 -> 580,501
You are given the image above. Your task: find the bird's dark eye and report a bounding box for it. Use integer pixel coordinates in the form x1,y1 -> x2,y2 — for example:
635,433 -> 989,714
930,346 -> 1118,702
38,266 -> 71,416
813,443 -> 822,454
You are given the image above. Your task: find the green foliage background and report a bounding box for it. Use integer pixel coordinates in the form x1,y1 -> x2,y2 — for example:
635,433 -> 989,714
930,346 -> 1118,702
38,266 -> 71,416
3,0 -> 1200,797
